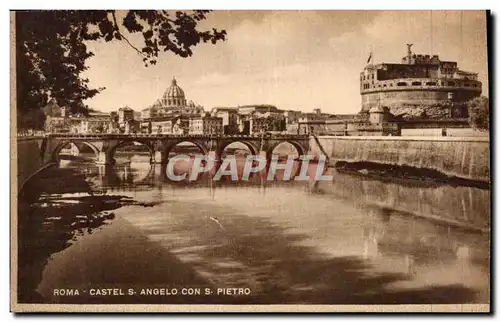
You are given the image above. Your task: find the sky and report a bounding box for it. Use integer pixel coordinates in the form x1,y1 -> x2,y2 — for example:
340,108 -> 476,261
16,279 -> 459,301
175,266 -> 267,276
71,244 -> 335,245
83,10 -> 489,115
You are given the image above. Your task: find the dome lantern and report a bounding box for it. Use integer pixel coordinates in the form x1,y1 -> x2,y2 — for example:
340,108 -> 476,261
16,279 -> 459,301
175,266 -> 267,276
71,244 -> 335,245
162,76 -> 186,107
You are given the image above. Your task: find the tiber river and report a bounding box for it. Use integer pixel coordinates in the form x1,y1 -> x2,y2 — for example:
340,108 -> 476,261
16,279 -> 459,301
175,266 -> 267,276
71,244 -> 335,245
18,143 -> 490,305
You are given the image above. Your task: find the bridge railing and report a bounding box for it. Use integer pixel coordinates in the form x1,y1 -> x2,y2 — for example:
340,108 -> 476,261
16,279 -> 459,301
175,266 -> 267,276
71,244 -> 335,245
16,135 -> 47,141
21,132 -> 310,140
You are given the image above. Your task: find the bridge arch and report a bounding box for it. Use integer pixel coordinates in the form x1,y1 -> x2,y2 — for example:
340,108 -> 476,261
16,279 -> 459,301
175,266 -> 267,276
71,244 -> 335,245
18,163 -> 57,202
266,140 -> 308,158
217,140 -> 259,159
52,140 -> 100,161
108,140 -> 155,161
164,140 -> 209,156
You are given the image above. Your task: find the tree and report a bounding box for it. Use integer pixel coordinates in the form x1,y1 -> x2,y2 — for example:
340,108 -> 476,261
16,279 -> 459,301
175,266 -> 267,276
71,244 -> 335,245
17,108 -> 46,132
15,10 -> 227,129
42,99 -> 61,117
261,115 -> 286,132
467,96 -> 489,131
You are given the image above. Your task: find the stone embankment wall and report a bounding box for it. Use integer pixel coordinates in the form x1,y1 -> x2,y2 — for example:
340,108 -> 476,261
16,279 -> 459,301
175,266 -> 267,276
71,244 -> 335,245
310,136 -> 490,182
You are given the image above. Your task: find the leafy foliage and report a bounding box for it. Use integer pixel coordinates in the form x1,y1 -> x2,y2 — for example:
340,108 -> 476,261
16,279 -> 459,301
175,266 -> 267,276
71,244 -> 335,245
467,96 -> 489,130
15,10 -> 227,130
17,108 -> 46,131
260,115 -> 286,132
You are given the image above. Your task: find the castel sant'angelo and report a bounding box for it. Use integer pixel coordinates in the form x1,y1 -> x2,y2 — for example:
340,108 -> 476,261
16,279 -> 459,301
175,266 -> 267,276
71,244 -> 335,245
360,44 -> 482,119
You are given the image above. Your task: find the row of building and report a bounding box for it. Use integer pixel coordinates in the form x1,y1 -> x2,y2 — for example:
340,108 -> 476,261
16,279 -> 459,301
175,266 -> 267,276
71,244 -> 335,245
45,77 -> 373,136
44,45 -> 484,137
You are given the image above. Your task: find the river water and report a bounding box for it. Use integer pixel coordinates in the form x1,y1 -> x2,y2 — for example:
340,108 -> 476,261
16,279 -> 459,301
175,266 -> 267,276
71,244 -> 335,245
25,152 -> 490,304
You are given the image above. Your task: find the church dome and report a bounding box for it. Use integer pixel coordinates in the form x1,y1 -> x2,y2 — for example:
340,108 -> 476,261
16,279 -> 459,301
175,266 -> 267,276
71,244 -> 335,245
161,77 -> 187,108
163,77 -> 185,100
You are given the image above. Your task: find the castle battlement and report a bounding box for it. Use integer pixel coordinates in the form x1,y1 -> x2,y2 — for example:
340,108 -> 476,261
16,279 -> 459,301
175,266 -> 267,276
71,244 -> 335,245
359,45 -> 482,117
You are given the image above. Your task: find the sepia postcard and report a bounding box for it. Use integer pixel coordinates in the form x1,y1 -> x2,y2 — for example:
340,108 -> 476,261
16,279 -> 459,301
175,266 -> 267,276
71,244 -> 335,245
10,10 -> 491,313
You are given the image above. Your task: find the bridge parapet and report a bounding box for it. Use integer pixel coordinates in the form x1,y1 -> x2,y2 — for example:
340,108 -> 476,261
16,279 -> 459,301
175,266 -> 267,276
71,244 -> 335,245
41,133 -> 310,163
15,133 -> 311,192
16,136 -> 47,141
43,133 -> 309,140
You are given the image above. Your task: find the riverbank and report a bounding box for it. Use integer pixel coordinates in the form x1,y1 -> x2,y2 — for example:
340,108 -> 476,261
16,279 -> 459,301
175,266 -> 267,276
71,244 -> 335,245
333,161 -> 490,190
311,136 -> 490,183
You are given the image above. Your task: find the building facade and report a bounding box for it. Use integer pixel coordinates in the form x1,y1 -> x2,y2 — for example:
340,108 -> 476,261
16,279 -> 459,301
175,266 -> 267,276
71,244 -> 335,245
118,106 -> 134,124
45,111 -> 112,134
210,107 -> 239,134
283,110 -> 302,125
148,117 -> 175,134
189,116 -> 223,135
78,112 -> 112,134
144,116 -> 190,135
236,105 -> 287,135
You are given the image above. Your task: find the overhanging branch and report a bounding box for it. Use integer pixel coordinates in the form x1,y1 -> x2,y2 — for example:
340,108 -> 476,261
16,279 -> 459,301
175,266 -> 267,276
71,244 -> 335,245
111,11 -> 145,57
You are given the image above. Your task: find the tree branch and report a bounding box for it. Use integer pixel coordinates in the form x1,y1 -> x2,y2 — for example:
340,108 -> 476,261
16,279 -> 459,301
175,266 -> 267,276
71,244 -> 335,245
111,11 -> 145,57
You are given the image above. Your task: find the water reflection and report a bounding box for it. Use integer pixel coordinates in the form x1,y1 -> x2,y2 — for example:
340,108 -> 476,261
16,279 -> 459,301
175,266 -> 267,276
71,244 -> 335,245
17,165 -> 134,303
35,153 -> 491,304
65,154 -> 490,231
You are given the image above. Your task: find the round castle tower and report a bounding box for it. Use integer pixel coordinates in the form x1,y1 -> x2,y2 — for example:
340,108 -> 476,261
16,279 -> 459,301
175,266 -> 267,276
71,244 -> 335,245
360,45 -> 482,118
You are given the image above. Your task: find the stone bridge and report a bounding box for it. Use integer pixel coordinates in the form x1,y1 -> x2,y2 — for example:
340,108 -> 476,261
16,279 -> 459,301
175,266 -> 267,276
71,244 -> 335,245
17,133 -> 489,195
44,133 -> 310,164
16,133 -> 311,193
